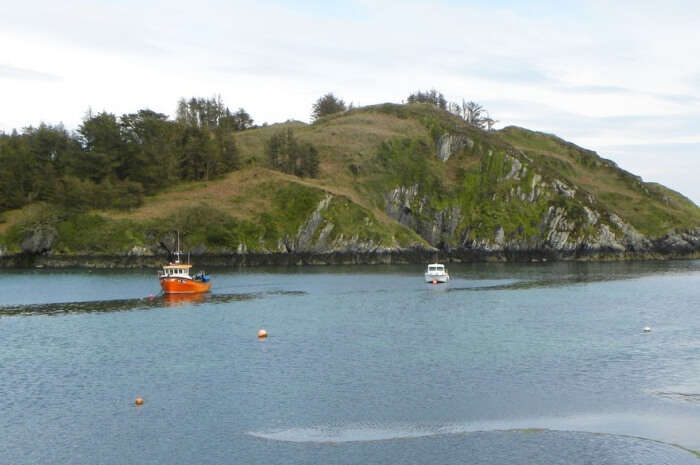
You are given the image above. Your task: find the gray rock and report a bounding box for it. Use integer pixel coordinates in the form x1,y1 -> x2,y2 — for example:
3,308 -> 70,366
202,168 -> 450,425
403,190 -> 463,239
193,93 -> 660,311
494,226 -> 505,248
592,224 -> 625,252
583,206 -> 599,225
502,156 -> 523,181
655,228 -> 700,253
128,246 -> 151,256
295,194 -> 333,252
608,213 -> 651,250
20,227 -> 57,254
551,179 -> 576,198
436,134 -> 469,162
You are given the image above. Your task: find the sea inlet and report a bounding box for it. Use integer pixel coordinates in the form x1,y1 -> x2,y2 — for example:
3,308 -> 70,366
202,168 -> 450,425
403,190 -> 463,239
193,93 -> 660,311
1,261 -> 699,464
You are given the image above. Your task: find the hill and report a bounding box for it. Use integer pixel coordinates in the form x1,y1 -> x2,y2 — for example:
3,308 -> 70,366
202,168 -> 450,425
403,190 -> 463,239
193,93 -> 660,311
1,103 -> 698,267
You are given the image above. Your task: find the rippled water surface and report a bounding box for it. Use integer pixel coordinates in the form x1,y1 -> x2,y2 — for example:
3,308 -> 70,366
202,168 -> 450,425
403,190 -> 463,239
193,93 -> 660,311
1,261 -> 699,464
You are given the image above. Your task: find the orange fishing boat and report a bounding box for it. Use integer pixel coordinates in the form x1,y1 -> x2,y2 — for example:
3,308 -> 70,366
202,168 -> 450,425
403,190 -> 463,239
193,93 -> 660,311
158,239 -> 211,294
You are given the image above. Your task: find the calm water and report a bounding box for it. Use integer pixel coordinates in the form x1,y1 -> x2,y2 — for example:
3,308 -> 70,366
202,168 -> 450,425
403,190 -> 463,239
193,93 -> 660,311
1,261 -> 699,464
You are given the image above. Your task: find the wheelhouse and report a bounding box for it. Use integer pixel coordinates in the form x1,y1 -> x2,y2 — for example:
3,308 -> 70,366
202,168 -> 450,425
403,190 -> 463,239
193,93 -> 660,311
160,263 -> 193,278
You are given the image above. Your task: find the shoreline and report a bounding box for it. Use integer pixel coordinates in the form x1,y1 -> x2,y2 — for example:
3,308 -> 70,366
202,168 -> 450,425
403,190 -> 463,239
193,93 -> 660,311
1,248 -> 698,269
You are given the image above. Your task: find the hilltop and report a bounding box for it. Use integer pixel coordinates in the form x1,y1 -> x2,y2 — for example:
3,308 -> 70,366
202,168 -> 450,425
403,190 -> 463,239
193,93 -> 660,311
1,103 -> 698,267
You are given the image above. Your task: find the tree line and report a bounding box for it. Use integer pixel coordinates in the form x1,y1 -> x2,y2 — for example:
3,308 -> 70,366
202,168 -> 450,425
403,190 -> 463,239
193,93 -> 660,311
407,89 -> 497,130
310,90 -> 497,130
0,97 -> 250,213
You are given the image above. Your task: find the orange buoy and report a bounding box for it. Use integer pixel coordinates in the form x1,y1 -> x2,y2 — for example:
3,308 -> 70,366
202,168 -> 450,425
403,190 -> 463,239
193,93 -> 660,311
258,329 -> 268,339
135,397 -> 144,405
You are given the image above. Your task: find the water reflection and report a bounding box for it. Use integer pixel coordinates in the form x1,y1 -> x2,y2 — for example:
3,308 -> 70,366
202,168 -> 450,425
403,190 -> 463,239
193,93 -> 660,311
162,293 -> 207,307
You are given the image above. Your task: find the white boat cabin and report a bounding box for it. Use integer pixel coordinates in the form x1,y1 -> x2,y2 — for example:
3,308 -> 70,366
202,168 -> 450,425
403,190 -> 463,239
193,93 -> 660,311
427,264 -> 446,274
160,263 -> 193,278
425,263 -> 449,283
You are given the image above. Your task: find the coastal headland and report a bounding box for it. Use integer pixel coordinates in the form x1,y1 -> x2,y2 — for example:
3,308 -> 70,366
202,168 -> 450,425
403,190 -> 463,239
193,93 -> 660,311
1,101 -> 698,268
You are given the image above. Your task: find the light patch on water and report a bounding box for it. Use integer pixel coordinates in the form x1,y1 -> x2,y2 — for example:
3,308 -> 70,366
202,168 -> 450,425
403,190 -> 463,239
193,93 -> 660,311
248,424 -> 441,443
248,413 -> 700,451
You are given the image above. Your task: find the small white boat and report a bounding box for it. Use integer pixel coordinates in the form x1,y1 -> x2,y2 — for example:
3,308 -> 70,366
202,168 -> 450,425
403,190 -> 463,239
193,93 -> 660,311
425,263 -> 449,283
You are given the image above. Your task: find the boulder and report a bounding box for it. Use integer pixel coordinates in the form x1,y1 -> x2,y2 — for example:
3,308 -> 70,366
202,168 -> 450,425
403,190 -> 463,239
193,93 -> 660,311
20,227 -> 57,254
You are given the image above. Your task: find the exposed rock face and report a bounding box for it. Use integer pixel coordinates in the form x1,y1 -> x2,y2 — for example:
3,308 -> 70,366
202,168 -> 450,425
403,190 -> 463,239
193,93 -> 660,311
502,156 -> 524,181
436,134 -> 472,162
382,172 -> 699,260
294,194 -> 333,252
654,228 -> 700,254
384,185 -> 459,248
607,214 -> 651,251
385,184 -> 422,231
20,227 -> 57,254
128,246 -> 151,256
272,194 -> 400,255
541,206 -> 577,252
551,179 -> 576,199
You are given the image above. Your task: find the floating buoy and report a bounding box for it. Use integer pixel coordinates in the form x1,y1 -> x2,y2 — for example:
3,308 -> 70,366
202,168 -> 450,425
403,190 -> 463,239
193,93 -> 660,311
258,329 -> 268,339
149,295 -> 154,301
135,397 -> 144,405
432,280 -> 438,284
643,326 -> 652,333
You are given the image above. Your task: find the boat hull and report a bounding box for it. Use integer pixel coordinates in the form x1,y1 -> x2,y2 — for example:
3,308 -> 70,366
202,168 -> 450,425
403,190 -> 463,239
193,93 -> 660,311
425,273 -> 449,283
160,277 -> 212,294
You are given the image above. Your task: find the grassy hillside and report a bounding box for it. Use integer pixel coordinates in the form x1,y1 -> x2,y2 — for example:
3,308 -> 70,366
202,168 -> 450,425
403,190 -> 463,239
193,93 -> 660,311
1,103 -> 698,261
498,126 -> 699,236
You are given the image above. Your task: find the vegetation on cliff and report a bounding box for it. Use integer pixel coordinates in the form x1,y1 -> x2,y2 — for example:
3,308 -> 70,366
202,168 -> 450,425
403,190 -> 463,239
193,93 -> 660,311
1,95 -> 698,264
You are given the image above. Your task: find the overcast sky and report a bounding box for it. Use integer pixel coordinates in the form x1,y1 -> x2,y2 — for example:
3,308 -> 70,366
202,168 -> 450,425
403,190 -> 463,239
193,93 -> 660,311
2,0 -> 698,204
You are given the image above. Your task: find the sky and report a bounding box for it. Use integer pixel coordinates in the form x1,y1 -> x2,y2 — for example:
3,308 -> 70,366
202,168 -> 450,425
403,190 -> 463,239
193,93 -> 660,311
1,0 -> 699,204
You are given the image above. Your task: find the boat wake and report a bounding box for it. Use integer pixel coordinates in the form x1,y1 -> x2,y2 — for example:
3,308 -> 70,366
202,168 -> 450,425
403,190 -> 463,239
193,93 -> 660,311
0,290 -> 307,317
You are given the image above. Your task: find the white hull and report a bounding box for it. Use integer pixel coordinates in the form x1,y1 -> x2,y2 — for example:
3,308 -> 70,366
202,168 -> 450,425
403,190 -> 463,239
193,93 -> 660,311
425,273 -> 449,283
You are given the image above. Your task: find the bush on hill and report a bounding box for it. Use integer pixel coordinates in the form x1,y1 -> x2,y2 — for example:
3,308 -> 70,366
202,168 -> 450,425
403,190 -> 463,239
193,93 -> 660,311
311,93 -> 347,121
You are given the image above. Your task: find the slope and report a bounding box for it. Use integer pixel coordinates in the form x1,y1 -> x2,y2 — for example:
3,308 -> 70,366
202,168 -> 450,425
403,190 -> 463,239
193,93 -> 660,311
1,103 -> 698,265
